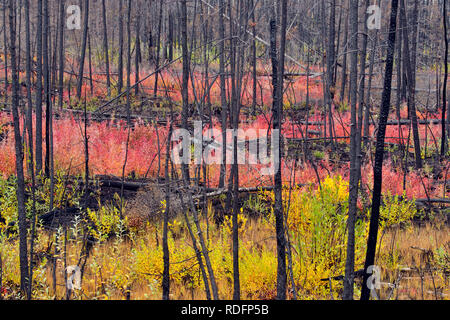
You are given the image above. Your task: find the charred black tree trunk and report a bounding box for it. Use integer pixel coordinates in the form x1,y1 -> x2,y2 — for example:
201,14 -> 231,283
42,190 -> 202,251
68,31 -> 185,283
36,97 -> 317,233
270,1 -> 288,299
101,0 -> 111,96
118,0 -> 124,94
343,0 -> 359,300
441,0 -> 448,156
153,0 -> 163,97
162,125 -> 172,300
400,0 -> 422,169
218,0 -> 227,189
58,0 -> 65,109
181,0 -> 190,183
76,0 -> 89,100
24,0 -> 38,300
135,1 -> 141,96
360,0 -> 399,300
35,0 -> 43,174
8,0 -> 29,295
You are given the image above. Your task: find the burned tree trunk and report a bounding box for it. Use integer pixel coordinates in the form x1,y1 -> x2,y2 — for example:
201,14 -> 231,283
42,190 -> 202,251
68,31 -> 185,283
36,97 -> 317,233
8,0 -> 29,295
361,0 -> 399,301
153,0 -> 163,98
400,0 -> 422,169
35,0 -> 43,174
270,0 -> 288,299
218,0 -> 227,189
343,0 -> 359,300
101,0 -> 111,96
181,0 -> 190,183
76,0 -> 89,100
441,0 -> 448,156
58,0 -> 65,109
118,0 -> 124,94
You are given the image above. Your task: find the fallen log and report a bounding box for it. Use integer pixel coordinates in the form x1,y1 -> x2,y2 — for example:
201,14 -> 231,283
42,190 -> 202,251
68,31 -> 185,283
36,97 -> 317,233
202,184 -> 307,198
98,179 -> 148,191
292,119 -> 443,126
415,198 -> 450,205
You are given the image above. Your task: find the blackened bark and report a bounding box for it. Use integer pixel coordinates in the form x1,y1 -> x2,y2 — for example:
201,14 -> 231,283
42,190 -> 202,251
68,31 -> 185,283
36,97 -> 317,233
153,0 -> 163,97
343,0 -> 359,300
2,1 -> 7,98
8,0 -> 29,294
35,0 -> 43,174
43,0 -> 51,178
118,0 -> 123,94
359,0 -> 370,146
181,0 -> 190,183
400,0 -> 422,169
251,0 -> 257,113
326,0 -> 336,144
24,0 -> 38,300
135,2 -> 141,95
88,32 -> 93,96
120,0 -> 132,209
441,0 -> 448,156
218,0 -> 227,189
58,0 -> 65,109
361,0 -> 399,300
101,0 -> 111,96
76,0 -> 89,100
340,4 -> 348,103
162,124 -> 172,300
168,11 -> 174,61
270,1 -> 288,299
227,0 -> 240,300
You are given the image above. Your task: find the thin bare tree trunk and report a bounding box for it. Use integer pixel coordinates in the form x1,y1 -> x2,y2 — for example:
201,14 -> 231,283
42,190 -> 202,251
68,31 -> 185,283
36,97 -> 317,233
340,2 -> 348,102
135,2 -> 141,96
58,0 -> 65,109
2,0 -> 7,100
101,0 -> 111,96
76,0 -> 89,100
181,0 -> 190,183
35,0 -> 43,174
343,0 -> 359,300
8,0 -> 29,295
326,0 -> 336,146
153,0 -> 163,97
218,0 -> 227,189
363,0 -> 379,144
270,0 -> 288,299
24,0 -> 37,300
400,0 -> 422,169
162,123 -> 172,300
118,0 -> 123,93
441,0 -> 448,155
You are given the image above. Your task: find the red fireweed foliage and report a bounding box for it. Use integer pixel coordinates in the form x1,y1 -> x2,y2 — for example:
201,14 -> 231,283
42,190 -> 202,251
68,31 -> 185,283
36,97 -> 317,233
0,112 -> 169,178
1,110 -> 444,202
